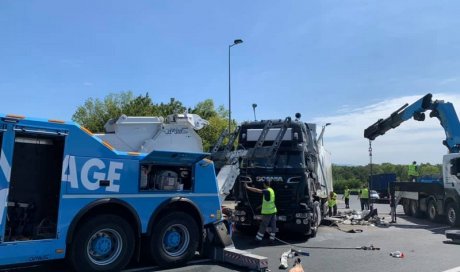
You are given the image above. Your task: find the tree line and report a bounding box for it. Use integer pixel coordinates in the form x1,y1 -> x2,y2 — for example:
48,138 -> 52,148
332,163 -> 442,193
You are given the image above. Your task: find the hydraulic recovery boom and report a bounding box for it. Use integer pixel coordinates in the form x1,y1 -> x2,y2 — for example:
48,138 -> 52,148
364,93 -> 460,153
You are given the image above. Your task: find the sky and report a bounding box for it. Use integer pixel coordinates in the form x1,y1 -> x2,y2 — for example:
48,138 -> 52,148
1,1 -> 460,165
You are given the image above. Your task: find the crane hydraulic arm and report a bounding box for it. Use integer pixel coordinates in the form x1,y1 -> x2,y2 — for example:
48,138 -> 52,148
364,93 -> 460,153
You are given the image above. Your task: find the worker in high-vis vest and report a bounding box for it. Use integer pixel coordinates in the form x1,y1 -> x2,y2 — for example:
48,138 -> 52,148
328,191 -> 337,217
245,179 -> 277,244
342,187 -> 350,209
358,185 -> 369,211
408,161 -> 419,182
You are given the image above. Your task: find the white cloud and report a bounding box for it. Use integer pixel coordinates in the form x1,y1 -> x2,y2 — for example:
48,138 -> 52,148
83,82 -> 93,87
440,77 -> 459,85
315,93 -> 460,165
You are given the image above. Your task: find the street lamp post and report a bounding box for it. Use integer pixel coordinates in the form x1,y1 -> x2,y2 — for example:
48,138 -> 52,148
252,103 -> 257,121
228,39 -> 243,132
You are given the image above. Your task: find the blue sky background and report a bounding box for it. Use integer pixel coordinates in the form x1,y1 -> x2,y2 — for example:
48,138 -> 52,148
1,1 -> 460,164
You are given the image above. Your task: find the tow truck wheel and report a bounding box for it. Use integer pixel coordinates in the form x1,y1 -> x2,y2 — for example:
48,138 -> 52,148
446,203 -> 460,227
149,212 -> 199,267
68,214 -> 134,272
427,200 -> 438,222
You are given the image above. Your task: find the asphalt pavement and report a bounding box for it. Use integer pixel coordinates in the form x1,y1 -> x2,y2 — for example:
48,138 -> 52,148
3,196 -> 460,272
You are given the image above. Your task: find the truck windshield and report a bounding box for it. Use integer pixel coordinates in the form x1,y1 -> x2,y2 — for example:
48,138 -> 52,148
274,152 -> 304,168
243,151 -> 304,168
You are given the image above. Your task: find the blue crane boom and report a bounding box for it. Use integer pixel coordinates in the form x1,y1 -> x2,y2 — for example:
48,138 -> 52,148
364,93 -> 460,153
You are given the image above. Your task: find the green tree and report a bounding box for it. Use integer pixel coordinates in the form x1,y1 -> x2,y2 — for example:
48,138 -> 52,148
190,99 -> 231,151
156,98 -> 187,117
190,99 -> 218,119
122,93 -> 155,116
72,92 -> 135,132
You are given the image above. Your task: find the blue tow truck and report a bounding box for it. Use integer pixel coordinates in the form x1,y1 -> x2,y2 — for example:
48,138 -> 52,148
0,114 -> 267,271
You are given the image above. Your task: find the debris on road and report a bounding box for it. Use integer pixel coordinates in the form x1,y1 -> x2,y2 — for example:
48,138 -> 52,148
446,230 -> 460,244
390,251 -> 405,258
324,209 -> 392,228
279,249 -> 309,270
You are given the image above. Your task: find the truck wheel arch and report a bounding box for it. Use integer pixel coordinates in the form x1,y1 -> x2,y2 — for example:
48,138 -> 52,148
66,198 -> 142,244
147,197 -> 204,236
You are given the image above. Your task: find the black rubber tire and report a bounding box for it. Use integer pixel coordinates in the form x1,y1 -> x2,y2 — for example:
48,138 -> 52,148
403,200 -> 412,216
410,200 -> 424,218
427,200 -> 438,222
68,214 -> 134,272
149,212 -> 200,267
446,203 -> 460,227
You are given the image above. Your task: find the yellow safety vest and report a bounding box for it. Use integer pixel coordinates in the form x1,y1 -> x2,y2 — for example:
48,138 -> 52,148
344,189 -> 350,199
328,193 -> 337,207
408,164 -> 419,176
261,188 -> 277,215
360,188 -> 369,199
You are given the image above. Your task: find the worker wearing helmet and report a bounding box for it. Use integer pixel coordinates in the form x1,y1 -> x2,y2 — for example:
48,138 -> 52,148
245,179 -> 277,244
408,161 -> 419,182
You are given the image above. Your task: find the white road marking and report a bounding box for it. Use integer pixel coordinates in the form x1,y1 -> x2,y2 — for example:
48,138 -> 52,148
442,266 -> 460,272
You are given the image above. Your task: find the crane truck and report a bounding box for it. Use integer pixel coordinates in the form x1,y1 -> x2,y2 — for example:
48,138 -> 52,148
364,93 -> 460,230
211,114 -> 333,237
0,113 -> 268,271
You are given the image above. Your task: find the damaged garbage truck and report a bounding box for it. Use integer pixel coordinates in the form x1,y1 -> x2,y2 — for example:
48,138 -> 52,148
212,114 -> 333,237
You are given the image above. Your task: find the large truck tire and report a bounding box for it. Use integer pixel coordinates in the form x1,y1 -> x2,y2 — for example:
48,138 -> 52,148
403,199 -> 412,216
68,214 -> 135,272
427,200 -> 439,222
410,200 -> 424,218
446,203 -> 460,227
149,212 -> 199,267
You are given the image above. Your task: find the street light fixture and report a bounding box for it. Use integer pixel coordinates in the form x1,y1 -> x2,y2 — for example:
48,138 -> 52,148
228,39 -> 243,132
252,103 -> 257,121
